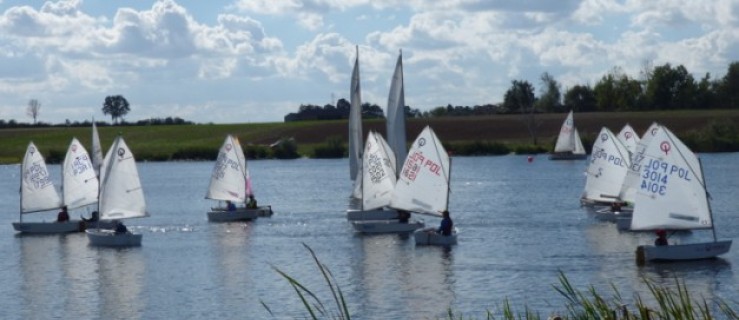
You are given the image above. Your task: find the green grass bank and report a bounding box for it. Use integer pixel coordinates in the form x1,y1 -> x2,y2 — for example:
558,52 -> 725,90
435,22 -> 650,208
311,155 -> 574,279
2,110 -> 739,164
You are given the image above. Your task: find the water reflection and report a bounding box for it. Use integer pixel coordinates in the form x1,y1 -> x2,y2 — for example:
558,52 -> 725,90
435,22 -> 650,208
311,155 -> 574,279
19,235 -> 64,319
95,246 -> 146,319
59,234 -> 98,318
209,222 -> 253,298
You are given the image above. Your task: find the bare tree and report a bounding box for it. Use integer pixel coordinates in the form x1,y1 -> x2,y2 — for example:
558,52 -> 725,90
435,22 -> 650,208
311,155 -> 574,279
27,99 -> 41,124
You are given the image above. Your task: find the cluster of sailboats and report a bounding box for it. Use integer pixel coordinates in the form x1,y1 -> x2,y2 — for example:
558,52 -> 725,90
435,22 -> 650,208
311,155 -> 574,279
346,48 -> 456,246
13,123 -> 273,247
14,123 -> 146,246
566,112 -> 733,263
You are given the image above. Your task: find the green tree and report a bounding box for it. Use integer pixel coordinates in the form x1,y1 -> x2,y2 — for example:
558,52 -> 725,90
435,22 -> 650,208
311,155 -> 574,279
645,63 -> 696,109
503,80 -> 538,144
502,80 -> 535,113
535,72 -> 562,112
718,61 -> 739,108
594,67 -> 643,111
102,95 -> 131,124
564,85 -> 597,112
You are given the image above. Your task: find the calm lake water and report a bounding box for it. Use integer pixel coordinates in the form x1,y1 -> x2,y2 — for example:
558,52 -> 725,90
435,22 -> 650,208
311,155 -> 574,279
1,155 -> 737,319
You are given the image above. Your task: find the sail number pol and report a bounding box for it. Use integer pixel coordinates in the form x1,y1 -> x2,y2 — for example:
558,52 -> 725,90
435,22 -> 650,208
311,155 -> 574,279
640,158 -> 693,196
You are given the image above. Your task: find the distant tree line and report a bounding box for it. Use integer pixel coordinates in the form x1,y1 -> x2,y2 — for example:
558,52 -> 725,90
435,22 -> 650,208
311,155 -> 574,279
502,61 -> 739,114
286,61 -> 739,120
0,117 -> 193,129
284,98 -> 423,122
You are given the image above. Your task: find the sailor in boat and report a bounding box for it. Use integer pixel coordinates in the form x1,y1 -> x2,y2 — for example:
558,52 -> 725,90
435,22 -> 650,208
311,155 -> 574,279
437,210 -> 453,236
226,200 -> 236,211
246,195 -> 257,209
610,202 -> 622,213
82,210 -> 100,223
654,229 -> 668,246
57,206 -> 70,222
397,210 -> 410,223
114,220 -> 129,234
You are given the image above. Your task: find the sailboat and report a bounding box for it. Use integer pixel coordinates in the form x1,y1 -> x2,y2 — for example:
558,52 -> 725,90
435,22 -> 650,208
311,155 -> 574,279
347,47 -> 395,221
391,126 -> 455,246
206,135 -> 272,222
86,136 -> 148,247
580,127 -> 631,210
632,125 -> 732,263
12,142 -> 79,234
351,131 -> 423,233
549,110 -> 587,160
60,137 -> 112,230
614,123 -> 660,231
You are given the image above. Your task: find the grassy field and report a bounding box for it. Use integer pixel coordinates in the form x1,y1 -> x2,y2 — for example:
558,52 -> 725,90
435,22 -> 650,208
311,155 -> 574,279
2,109 -> 738,164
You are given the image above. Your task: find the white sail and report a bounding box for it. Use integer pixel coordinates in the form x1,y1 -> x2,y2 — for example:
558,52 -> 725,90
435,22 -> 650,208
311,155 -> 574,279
617,123 -> 640,155
62,138 -> 99,209
573,128 -> 586,155
21,142 -> 62,213
349,45 -> 363,182
631,126 -> 710,231
362,131 -> 398,210
554,111 -> 575,153
99,136 -> 147,220
91,121 -> 104,176
619,122 -> 660,203
582,127 -> 631,203
231,136 -> 251,197
206,135 -> 247,203
386,52 -> 407,173
391,126 -> 450,216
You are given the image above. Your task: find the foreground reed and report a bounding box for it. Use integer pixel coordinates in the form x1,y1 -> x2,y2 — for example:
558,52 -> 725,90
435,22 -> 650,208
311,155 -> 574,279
264,244 -> 737,319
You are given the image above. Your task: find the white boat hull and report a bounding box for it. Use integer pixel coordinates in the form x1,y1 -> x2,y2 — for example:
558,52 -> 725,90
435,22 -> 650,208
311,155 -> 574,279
352,219 -> 424,234
82,220 -> 118,230
346,208 -> 398,221
636,240 -> 732,264
207,206 -> 272,222
86,229 -> 142,247
414,227 -> 457,246
12,220 -> 83,234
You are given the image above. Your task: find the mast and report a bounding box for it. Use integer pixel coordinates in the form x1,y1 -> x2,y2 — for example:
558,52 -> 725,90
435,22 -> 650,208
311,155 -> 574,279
698,157 -> 717,243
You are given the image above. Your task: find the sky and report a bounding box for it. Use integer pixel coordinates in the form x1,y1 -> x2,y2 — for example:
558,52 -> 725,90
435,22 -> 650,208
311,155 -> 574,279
0,0 -> 737,124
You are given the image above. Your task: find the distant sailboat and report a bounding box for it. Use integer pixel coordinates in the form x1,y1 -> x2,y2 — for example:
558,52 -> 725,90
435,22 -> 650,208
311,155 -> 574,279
550,110 -> 587,160
12,142 -> 78,234
350,131 -> 417,231
632,125 -> 732,263
86,136 -> 148,247
206,135 -> 272,222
